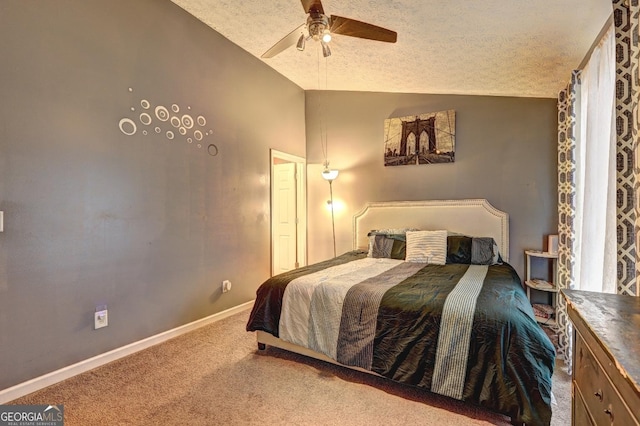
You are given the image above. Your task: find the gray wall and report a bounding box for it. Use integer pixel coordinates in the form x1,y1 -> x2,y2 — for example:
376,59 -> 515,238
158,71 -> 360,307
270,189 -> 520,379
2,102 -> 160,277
305,91 -> 558,277
0,1 -> 305,389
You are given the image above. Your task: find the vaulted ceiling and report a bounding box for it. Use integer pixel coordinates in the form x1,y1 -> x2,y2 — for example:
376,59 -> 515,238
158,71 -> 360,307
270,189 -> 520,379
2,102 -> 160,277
172,0 -> 612,98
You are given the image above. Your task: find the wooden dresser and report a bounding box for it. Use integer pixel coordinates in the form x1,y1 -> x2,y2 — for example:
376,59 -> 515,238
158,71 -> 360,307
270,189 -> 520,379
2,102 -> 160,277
562,290 -> 640,426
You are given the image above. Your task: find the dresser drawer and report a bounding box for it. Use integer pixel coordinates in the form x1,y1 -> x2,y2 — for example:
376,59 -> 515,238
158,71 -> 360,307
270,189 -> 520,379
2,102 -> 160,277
573,384 -> 596,426
575,334 -> 638,425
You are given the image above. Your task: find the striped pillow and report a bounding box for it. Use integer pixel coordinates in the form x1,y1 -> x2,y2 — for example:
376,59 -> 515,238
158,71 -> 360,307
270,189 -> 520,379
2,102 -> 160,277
366,228 -> 417,257
371,235 -> 394,258
471,237 -> 502,265
405,230 -> 447,264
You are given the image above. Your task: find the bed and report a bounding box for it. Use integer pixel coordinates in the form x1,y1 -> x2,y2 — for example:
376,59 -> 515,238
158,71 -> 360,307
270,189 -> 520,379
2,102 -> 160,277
246,199 -> 555,426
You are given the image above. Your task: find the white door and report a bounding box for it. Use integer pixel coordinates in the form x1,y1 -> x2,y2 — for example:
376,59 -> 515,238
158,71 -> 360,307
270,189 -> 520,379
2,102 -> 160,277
271,150 -> 306,276
272,162 -> 298,274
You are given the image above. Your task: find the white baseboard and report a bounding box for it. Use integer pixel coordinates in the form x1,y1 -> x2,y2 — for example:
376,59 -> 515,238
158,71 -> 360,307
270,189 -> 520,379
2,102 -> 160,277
0,301 -> 254,404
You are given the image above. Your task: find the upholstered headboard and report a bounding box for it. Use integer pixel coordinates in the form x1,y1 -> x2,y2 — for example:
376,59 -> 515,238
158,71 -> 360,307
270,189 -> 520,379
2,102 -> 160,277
353,199 -> 509,261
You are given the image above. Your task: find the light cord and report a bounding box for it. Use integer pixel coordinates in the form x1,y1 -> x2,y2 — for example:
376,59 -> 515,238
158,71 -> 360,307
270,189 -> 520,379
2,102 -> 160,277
317,45 -> 328,167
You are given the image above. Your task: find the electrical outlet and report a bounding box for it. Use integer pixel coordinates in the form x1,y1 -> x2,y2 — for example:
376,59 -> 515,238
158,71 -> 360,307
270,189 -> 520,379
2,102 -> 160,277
94,309 -> 108,329
222,280 -> 232,293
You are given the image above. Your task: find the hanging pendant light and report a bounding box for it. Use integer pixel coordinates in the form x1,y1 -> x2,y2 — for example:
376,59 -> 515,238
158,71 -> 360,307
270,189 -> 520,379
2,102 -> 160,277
321,167 -> 339,181
318,46 -> 337,257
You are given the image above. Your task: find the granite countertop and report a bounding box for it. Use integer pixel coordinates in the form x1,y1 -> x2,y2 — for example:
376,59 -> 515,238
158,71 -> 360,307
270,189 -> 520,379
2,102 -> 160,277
562,289 -> 640,396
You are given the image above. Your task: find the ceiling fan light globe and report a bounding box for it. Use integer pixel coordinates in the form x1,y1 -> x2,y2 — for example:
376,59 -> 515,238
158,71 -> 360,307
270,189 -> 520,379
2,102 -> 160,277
322,31 -> 331,43
321,41 -> 331,57
296,34 -> 306,51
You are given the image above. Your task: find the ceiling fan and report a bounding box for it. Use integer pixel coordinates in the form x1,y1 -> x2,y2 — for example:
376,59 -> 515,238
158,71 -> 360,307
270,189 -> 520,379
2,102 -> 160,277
261,0 -> 397,59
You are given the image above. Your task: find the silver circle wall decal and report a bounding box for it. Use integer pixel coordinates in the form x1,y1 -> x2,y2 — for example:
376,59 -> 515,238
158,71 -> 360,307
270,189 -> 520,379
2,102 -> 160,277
155,106 -> 169,122
119,88 -> 218,160
119,118 -> 137,136
181,115 -> 194,129
139,113 -> 152,125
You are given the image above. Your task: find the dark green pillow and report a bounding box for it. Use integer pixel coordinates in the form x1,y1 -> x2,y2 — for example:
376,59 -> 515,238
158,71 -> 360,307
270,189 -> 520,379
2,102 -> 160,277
446,235 -> 472,264
389,239 -> 407,260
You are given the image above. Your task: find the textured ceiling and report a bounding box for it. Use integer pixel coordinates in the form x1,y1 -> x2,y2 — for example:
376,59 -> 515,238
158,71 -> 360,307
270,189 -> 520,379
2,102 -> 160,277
172,0 -> 612,98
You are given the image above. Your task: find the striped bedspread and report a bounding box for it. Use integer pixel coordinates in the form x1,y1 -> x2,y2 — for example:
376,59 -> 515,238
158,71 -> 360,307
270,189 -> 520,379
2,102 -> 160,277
247,250 -> 556,426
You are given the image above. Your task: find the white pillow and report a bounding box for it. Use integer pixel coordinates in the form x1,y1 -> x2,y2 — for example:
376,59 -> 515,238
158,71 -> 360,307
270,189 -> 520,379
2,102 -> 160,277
405,230 -> 447,264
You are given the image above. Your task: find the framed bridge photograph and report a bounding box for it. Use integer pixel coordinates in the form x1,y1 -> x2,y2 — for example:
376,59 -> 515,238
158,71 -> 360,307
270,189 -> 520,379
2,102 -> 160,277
384,109 -> 455,166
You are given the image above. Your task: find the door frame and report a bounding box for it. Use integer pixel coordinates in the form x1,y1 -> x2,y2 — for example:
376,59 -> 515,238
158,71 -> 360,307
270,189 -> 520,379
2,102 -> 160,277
270,149 -> 307,276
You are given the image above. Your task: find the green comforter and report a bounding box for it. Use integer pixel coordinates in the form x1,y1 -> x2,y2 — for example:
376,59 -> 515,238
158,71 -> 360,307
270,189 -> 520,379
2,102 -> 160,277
247,250 -> 555,425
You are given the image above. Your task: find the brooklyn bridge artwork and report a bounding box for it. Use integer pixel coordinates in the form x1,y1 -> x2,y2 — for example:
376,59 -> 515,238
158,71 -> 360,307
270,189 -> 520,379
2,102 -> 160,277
384,109 -> 455,166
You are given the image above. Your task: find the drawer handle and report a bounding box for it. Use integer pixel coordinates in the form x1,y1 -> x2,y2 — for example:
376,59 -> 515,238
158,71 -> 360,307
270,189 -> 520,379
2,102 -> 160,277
594,390 -> 603,401
604,406 -> 613,419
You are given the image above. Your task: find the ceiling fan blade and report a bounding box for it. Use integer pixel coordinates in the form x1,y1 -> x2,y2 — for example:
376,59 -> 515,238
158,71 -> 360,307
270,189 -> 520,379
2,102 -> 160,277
329,15 -> 397,43
261,23 -> 306,58
301,0 -> 324,15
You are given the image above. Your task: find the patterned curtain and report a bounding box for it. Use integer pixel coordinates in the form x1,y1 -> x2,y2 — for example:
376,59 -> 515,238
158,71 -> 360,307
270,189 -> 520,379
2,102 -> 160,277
614,0 -> 640,297
556,71 -> 580,367
557,0 -> 640,370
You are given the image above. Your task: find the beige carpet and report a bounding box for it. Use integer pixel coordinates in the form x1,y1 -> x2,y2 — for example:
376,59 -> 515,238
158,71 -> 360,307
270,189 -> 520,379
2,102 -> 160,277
10,308 -> 571,425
